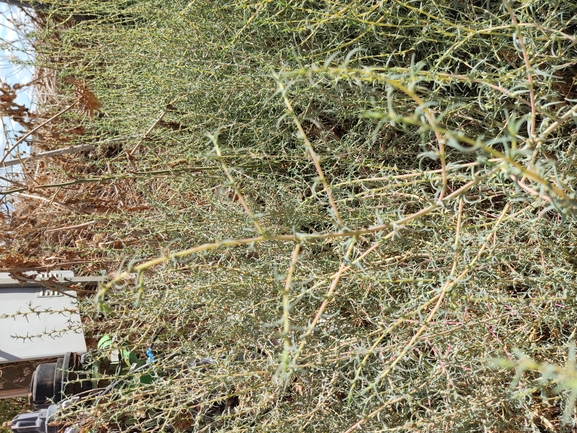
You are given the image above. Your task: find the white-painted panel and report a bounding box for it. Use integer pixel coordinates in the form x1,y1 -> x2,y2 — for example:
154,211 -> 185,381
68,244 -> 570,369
0,273 -> 86,363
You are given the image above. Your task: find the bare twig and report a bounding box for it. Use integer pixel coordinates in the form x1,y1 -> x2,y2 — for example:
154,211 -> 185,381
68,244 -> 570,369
44,220 -> 97,233
0,102 -> 77,166
17,192 -> 80,214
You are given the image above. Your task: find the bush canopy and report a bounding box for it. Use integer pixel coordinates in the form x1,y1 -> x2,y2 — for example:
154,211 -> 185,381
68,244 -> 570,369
1,0 -> 577,431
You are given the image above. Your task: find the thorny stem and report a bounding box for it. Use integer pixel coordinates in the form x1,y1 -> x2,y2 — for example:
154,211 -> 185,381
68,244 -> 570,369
539,103 -> 577,140
288,237 -> 357,373
128,109 -> 168,157
210,132 -> 265,235
503,0 -> 536,138
341,380 -> 431,433
358,201 -> 511,396
282,65 -> 577,206
277,79 -> 344,227
347,198 -> 462,401
95,166 -> 500,309
277,242 -> 302,379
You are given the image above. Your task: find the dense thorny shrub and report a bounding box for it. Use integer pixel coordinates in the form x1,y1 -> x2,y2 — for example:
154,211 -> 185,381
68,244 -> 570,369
2,0 -> 577,431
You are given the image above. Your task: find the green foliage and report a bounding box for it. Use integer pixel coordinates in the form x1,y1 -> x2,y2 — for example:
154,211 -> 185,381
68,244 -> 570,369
10,0 -> 577,431
0,398 -> 29,432
493,343 -> 577,425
